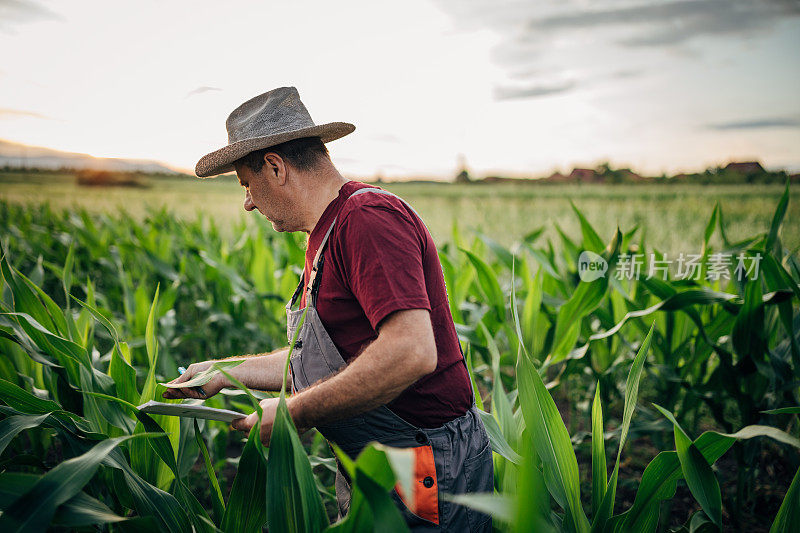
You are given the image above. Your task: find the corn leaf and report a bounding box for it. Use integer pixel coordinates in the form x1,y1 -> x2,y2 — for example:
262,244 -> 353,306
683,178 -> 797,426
654,405 -> 723,526
265,395 -> 329,533
0,413 -> 51,456
592,324 -> 654,531
591,385 -> 606,518
193,418 -> 225,522
516,339 -> 589,532
771,466 -> 800,533
0,472 -> 127,527
0,434 -> 143,532
221,424 -> 268,533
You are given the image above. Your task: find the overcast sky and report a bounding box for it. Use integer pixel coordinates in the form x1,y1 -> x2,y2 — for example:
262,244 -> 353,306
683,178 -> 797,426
1,0 -> 798,178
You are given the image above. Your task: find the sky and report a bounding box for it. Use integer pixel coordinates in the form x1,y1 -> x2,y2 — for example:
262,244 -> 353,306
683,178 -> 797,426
1,0 -> 798,179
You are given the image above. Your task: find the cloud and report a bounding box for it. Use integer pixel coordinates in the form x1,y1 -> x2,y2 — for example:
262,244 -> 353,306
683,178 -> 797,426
438,0 -> 800,78
706,117 -> 800,130
0,107 -> 51,120
611,69 -> 645,79
523,0 -> 800,48
366,133 -> 403,143
184,86 -> 222,98
0,0 -> 62,32
494,80 -> 577,100
435,0 -> 800,99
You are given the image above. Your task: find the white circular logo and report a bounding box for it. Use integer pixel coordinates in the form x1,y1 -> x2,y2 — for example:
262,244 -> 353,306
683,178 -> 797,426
578,251 -> 608,282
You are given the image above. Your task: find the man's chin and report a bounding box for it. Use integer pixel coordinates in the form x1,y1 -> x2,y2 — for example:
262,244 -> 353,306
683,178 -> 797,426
270,220 -> 288,233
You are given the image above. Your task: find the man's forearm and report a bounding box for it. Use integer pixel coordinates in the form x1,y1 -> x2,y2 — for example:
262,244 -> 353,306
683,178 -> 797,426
223,347 -> 290,391
286,336 -> 431,430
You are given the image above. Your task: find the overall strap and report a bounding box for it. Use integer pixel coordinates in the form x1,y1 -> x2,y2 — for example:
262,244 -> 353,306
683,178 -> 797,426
305,188 -> 409,307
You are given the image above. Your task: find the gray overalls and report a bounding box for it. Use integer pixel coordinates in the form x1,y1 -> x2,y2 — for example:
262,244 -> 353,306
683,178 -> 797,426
285,188 -> 494,531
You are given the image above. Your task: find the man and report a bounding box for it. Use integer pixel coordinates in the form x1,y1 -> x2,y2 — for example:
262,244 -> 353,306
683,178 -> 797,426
163,87 -> 493,531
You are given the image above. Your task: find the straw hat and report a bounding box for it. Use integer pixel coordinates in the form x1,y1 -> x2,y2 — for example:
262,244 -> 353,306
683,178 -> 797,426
195,86 -> 355,177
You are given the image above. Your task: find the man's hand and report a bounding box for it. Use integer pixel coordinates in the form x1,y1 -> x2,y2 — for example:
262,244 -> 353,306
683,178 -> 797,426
231,397 -> 281,444
162,361 -> 229,400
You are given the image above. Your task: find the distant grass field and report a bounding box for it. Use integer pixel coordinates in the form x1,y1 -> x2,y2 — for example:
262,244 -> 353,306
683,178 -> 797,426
1,170 -> 797,256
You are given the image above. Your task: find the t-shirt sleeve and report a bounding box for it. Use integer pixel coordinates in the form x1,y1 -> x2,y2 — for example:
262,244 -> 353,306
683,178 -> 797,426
333,204 -> 431,330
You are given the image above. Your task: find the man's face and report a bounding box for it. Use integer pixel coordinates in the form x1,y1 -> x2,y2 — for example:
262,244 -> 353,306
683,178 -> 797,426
234,159 -> 295,232
234,164 -> 264,213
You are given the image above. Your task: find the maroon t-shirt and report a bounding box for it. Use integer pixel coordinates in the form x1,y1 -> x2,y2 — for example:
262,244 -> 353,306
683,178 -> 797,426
298,181 -> 472,427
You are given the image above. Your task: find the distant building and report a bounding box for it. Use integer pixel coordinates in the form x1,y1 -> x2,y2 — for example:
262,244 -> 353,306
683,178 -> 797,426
544,172 -> 568,182
569,168 -> 602,183
724,161 -> 764,174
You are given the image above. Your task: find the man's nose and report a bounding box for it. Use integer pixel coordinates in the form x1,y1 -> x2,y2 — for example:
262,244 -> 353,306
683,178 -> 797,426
243,191 -> 255,211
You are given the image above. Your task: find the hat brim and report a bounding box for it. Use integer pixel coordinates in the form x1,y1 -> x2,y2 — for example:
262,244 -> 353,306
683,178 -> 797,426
195,121 -> 355,178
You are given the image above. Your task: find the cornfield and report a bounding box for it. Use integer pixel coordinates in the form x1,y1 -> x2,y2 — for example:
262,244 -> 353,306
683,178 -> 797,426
0,182 -> 798,532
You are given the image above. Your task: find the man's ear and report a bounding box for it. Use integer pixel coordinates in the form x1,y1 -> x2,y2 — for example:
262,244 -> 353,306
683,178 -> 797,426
264,153 -> 287,185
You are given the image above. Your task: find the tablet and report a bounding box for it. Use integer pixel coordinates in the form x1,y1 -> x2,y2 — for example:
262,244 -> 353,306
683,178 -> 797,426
137,400 -> 247,423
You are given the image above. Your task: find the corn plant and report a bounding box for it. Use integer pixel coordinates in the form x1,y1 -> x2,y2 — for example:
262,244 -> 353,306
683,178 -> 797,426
0,252 -> 414,532
0,182 -> 798,531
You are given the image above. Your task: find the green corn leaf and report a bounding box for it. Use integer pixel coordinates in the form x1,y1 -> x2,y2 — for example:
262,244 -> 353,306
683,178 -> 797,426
550,276 -> 609,363
521,264 -> 545,359
654,405 -> 723,526
765,180 -> 789,253
465,346 -> 484,411
350,445 -> 409,533
84,391 -> 138,412
62,241 -> 75,308
771,465 -> 800,533
70,294 -> 121,348
159,359 -> 245,389
476,231 -> 515,270
16,269 -> 69,337
0,256 -> 55,333
375,443 -> 414,515
104,449 -> 193,533
109,344 -> 139,405
477,408 -> 522,464
763,407 -> 800,415
328,443 -> 403,532
0,377 -> 62,415
266,394 -> 329,533
621,420 -> 800,532
461,248 -> 506,321
731,277 -> 767,364
571,201 -> 606,254
592,324 -> 654,531
516,337 -> 590,532
2,312 -> 92,370
134,412 -> 214,533
510,256 -> 531,361
193,418 -> 225,522
132,285 -> 178,489
134,411 -> 179,472
514,427 -> 556,532
145,284 -> 160,366
716,425 -> 800,450
0,472 -> 127,528
591,385 -> 607,518
0,413 -> 51,456
222,424 -> 268,533
443,492 -> 514,523
327,443 -> 371,531
702,203 -> 719,255
0,434 -> 143,532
